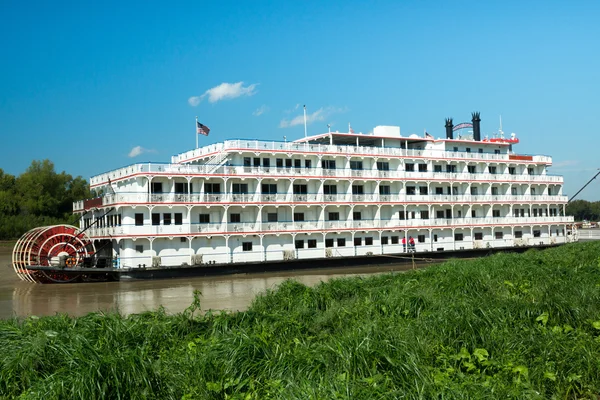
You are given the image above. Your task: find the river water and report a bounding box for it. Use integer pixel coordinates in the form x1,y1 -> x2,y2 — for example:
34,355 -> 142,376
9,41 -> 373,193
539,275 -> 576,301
0,247 -> 424,319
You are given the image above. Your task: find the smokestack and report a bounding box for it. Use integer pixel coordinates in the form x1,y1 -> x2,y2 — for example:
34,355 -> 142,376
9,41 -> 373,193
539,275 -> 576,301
445,118 -> 453,139
472,112 -> 481,141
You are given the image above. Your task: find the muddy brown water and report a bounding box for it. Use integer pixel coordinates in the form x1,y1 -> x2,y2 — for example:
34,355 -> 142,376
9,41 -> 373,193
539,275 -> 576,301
0,247 -> 430,319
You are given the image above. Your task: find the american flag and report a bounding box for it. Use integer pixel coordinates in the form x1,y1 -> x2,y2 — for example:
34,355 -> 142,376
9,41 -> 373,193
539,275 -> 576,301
197,121 -> 210,136
425,132 -> 433,139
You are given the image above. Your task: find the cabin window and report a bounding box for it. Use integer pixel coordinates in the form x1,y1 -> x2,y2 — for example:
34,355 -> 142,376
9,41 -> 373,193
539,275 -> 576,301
174,213 -> 183,225
267,213 -> 278,222
230,213 -> 240,223
175,182 -> 188,193
293,213 -> 305,222
376,161 -> 389,171
436,210 -> 444,219
418,164 -> 427,172
405,163 -> 414,172
305,160 -> 312,169
322,159 -> 336,169
151,182 -> 163,193
199,214 -> 210,224
135,245 -> 144,253
293,184 -> 307,194
515,231 -> 523,239
337,238 -> 346,247
472,210 -> 477,218
285,159 -> 292,168
434,165 -> 442,172
511,187 -> 517,195
528,167 -> 534,175
295,240 -> 304,249
242,242 -> 253,251
466,148 -> 471,153
474,232 -> 483,240
163,213 -> 171,225
470,187 -> 478,195
262,158 -> 270,168
399,211 -> 406,220
391,236 -> 399,244
435,187 -> 443,195
353,211 -> 362,220
488,166 -> 497,174
276,158 -> 283,168
491,187 -> 499,195
381,236 -> 389,245
406,186 -> 416,195
352,185 -> 364,195
294,159 -> 301,169
324,184 -> 337,195
308,239 -> 317,248
135,213 -> 144,226
494,150 -> 501,154
350,160 -> 363,170
454,233 -> 464,241
467,165 -> 476,174
328,212 -> 339,221
478,148 -> 483,153
421,211 -> 429,219
509,167 -> 516,175
453,147 -> 458,152
365,237 -> 373,246
354,237 -> 362,246
418,235 -> 425,243
325,239 -> 334,247
379,185 -> 390,195
533,230 -> 541,238
495,232 -> 504,239
232,183 -> 248,194
420,186 -> 428,195
433,234 -> 438,242
152,213 -> 160,226
492,210 -> 500,218
446,165 -> 456,173
205,183 -> 220,193
253,158 -> 260,167
261,184 -> 277,194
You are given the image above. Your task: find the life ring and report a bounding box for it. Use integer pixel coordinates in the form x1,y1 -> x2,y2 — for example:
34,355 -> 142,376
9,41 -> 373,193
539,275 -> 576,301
65,257 -> 77,267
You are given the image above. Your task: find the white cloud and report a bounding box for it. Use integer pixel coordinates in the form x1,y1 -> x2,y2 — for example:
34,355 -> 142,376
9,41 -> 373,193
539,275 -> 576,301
279,106 -> 347,128
188,96 -> 201,106
128,146 -> 156,158
552,160 -> 578,168
253,105 -> 269,116
188,81 -> 258,106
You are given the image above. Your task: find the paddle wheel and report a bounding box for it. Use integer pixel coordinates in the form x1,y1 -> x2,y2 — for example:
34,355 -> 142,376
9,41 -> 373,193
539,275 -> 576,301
12,225 -> 95,283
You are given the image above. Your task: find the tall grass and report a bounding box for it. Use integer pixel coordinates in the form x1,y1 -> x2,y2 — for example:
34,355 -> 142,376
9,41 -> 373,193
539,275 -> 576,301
1,242 -> 600,399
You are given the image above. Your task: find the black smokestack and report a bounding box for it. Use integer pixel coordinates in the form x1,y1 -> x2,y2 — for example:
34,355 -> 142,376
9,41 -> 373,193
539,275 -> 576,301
445,118 -> 453,139
472,112 -> 481,141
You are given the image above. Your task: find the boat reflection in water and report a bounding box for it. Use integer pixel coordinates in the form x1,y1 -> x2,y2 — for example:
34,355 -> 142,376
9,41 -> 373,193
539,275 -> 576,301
8,263 -> 420,319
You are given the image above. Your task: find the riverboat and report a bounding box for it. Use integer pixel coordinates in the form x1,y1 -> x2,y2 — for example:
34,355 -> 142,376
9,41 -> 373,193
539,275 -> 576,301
12,113 -> 576,283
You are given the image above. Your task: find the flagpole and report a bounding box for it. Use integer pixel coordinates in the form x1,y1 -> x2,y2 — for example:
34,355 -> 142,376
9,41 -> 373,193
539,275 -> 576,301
195,116 -> 198,149
303,105 -> 307,138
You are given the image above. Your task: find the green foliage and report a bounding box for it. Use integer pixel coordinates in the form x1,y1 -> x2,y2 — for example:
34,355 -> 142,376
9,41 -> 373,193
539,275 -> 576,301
1,242 -> 600,398
0,162 -> 90,239
566,199 -> 600,221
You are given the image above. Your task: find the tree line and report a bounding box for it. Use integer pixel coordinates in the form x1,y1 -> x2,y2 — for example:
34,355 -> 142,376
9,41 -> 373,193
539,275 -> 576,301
0,160 -> 90,240
565,200 -> 600,222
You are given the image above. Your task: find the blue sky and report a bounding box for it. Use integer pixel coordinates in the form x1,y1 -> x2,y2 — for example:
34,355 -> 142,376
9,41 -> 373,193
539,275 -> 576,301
1,0 -> 599,200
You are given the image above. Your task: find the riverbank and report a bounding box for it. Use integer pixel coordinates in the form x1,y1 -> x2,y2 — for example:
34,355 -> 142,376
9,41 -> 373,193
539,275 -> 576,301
1,242 -> 600,398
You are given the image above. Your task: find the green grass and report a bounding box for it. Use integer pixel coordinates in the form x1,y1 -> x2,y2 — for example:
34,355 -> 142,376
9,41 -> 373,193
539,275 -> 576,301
1,242 -> 600,399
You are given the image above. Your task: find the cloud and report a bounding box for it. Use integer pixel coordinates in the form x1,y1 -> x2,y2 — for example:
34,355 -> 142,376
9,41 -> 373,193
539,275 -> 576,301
552,160 -> 578,168
253,105 -> 269,116
188,81 -> 258,106
279,106 -> 347,128
128,146 -> 156,158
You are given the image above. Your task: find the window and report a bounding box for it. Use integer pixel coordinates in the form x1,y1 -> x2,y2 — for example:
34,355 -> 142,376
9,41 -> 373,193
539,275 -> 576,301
175,182 -> 188,193
293,213 -> 305,222
406,186 -> 416,195
276,158 -> 283,168
528,168 -> 534,175
337,238 -> 346,247
515,231 -> 523,239
453,147 -> 459,152
262,158 -> 270,168
420,186 -> 428,195
135,245 -> 144,253
328,212 -> 339,221
474,232 -> 483,240
470,187 -> 478,195
325,238 -> 334,247
151,182 -> 163,193
533,230 -> 541,238
391,236 -> 399,244
353,211 -> 362,220
418,164 -> 427,172
381,236 -> 389,245
405,163 -> 415,172
304,160 -> 312,169
152,213 -> 160,226
379,185 -> 390,195
434,234 -> 438,242
232,183 -> 248,194
242,242 -> 253,251
446,165 -> 456,173
199,214 -> 210,223
267,213 -> 278,222
434,165 -> 442,172
352,185 -> 364,195
308,239 -> 317,248
323,185 -> 337,195
494,149 -> 501,154
399,210 -> 405,220
376,161 -> 389,171
454,233 -> 463,241
495,232 -> 503,239
261,184 -> 277,194
467,165 -> 476,174
509,167 -> 515,175
291,159 -> 300,169
354,237 -> 362,246
488,166 -> 497,174
350,160 -> 363,170
230,213 -> 240,223
163,213 -> 171,225
322,159 -> 336,169
491,187 -> 499,195
492,210 -> 500,218
243,157 -> 251,168
285,159 -> 292,168
135,213 -> 144,226
511,187 -> 517,195
436,210 -> 444,219
466,148 -> 471,153
418,235 -> 425,243
365,237 -> 373,245
205,183 -> 221,193
435,187 -> 443,195
421,210 -> 429,219
472,210 -> 477,218
295,240 -> 304,249
293,184 -> 307,194
174,213 -> 183,225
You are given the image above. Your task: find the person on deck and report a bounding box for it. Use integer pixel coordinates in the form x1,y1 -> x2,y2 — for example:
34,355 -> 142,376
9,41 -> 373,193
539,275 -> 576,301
409,236 -> 415,252
402,236 -> 406,252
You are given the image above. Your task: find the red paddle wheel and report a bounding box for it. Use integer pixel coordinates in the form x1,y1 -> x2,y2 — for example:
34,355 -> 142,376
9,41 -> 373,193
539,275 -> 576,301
12,225 -> 96,283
